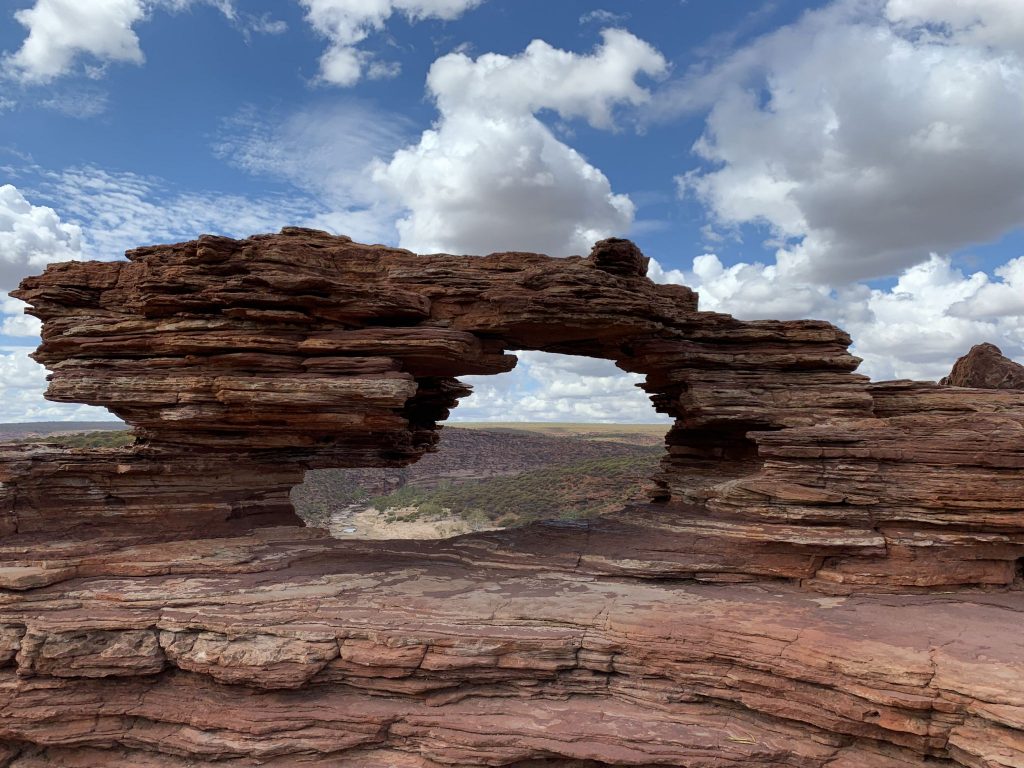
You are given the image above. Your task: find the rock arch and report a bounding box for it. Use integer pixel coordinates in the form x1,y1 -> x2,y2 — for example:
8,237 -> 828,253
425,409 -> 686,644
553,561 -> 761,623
11,230 -> 879,577
1,230 -> 1023,766
8,228 -> 1024,588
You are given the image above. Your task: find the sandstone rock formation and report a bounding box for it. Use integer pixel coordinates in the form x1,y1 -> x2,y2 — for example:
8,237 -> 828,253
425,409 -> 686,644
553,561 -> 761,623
1,230 -> 1021,767
942,342 -> 1024,390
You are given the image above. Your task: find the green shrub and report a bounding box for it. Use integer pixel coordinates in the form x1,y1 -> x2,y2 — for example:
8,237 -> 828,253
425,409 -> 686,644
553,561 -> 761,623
418,501 -> 444,518
13,430 -> 135,448
365,450 -> 660,529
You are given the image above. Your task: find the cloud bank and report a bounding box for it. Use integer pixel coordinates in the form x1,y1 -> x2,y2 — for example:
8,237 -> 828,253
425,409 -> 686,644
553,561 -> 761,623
0,183 -> 82,291
669,0 -> 1024,284
456,352 -> 665,424
642,0 -> 1024,384
649,250 -> 1024,381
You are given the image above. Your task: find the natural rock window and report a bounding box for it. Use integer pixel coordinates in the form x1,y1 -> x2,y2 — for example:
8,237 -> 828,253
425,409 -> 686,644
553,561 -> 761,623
4,230 -> 1023,766
292,350 -> 668,540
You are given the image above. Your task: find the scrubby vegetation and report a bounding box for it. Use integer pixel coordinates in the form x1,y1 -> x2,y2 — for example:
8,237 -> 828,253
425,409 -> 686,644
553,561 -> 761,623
9,430 -> 135,448
454,422 -> 666,445
293,425 -> 665,534
293,473 -> 372,528
4,423 -> 666,537
369,452 -> 660,527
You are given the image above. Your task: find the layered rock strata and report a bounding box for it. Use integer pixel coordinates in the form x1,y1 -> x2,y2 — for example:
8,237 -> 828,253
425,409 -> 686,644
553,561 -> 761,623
942,343 -> 1024,390
1,230 -> 1022,766
1,548 -> 1021,767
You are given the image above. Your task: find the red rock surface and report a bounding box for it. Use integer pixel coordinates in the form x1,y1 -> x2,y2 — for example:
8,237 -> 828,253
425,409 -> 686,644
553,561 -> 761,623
1,230 -> 1021,766
942,342 -> 1024,390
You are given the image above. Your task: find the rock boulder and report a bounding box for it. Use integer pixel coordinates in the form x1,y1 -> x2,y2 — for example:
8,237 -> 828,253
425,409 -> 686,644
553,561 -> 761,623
942,342 -> 1024,390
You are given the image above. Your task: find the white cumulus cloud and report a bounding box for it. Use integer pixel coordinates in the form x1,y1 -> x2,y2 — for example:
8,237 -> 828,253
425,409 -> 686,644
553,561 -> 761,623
455,351 -> 667,423
300,0 -> 484,86
642,0 -> 1024,386
0,186 -> 108,422
666,0 -> 1024,283
650,252 -> 1024,382
847,256 -> 1024,380
0,346 -> 111,422
886,0 -> 1024,53
1,295 -> 41,337
373,29 -> 666,255
0,183 -> 83,291
948,257 -> 1024,320
3,0 -> 244,84
4,0 -> 146,84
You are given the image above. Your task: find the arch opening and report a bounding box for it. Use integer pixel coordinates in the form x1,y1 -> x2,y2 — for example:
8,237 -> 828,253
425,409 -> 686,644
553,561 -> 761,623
293,351 -> 670,540
9,229 -> 878,584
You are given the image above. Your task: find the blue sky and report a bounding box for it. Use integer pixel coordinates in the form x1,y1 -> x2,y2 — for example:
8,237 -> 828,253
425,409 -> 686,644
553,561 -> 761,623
1,0 -> 1023,422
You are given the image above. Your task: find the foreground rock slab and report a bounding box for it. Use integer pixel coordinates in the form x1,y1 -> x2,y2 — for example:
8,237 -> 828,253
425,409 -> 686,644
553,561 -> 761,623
1,540 -> 1021,767
1,230 -> 1022,766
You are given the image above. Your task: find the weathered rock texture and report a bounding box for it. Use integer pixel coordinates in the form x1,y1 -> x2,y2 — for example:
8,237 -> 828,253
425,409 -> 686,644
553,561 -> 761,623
1,229 -> 1021,767
941,342 -> 1024,390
